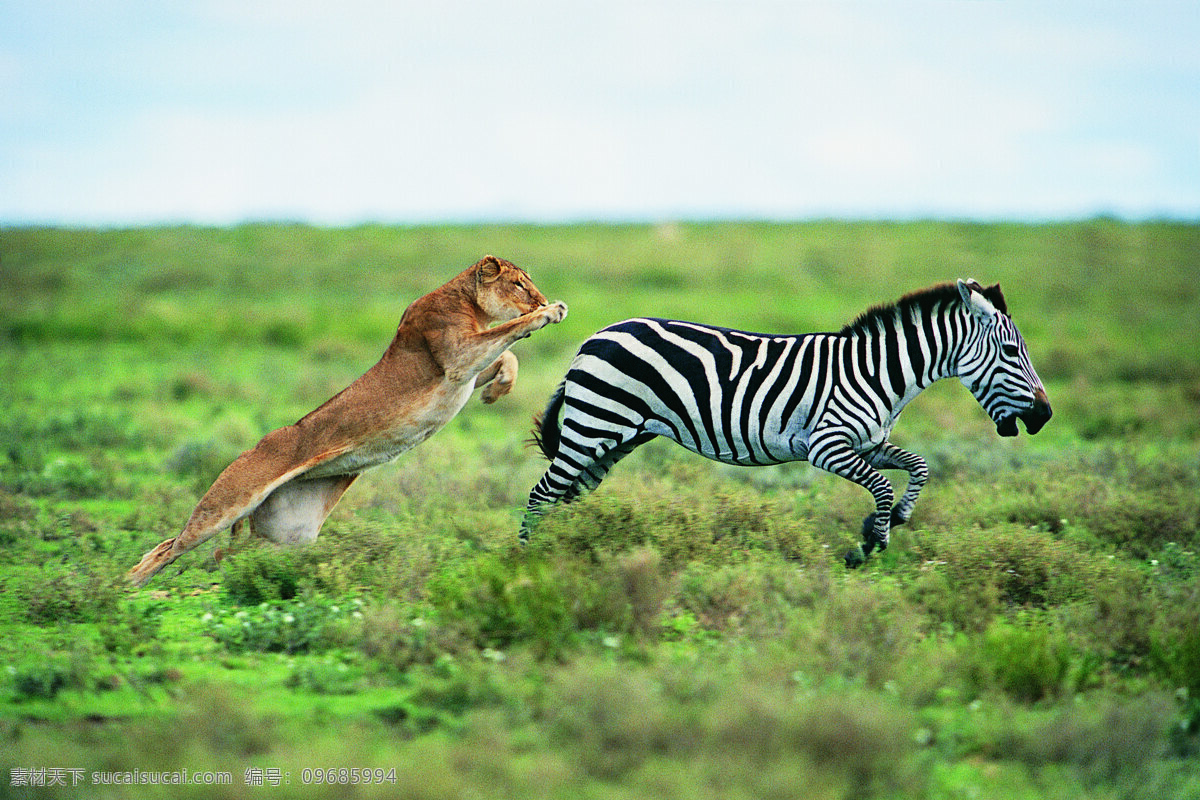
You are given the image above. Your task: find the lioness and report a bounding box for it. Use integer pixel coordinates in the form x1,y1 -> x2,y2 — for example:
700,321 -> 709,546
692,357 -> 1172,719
128,255 -> 567,587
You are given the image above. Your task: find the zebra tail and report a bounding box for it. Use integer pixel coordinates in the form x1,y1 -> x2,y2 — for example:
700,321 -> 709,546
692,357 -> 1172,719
528,382 -> 566,460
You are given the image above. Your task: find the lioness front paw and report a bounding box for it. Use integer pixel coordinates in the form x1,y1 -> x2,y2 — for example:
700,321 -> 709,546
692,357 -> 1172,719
543,301 -> 568,325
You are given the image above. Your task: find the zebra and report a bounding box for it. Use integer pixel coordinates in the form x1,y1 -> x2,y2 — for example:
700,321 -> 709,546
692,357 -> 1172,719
522,279 -> 1051,566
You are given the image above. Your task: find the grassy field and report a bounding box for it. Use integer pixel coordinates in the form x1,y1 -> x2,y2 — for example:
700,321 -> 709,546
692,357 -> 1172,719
2,220 -> 1199,799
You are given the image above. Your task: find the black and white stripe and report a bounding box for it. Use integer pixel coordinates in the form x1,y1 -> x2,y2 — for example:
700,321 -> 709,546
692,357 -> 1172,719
524,279 -> 1051,565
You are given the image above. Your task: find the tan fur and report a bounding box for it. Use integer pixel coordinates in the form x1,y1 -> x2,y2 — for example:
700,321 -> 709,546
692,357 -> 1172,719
127,255 -> 567,587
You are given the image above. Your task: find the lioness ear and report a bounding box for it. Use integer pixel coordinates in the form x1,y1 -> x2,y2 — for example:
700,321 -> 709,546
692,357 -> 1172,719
956,278 -> 999,321
477,255 -> 504,285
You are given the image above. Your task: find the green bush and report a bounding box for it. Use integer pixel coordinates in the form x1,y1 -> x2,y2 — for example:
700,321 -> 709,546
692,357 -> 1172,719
8,661 -> 71,700
533,476 -> 827,570
220,545 -> 302,603
908,523 -> 1105,632
541,660 -> 921,795
166,439 -> 239,495
1151,576 -> 1200,693
5,563 -> 122,625
6,646 -> 98,701
427,553 -> 612,658
990,452 -> 1200,560
994,693 -> 1179,785
1087,489 -> 1200,559
202,597 -> 361,654
964,619 -> 1086,703
286,657 -> 364,695
375,658 -> 509,737
357,600 -> 459,669
675,557 -> 827,634
1073,562 -> 1158,665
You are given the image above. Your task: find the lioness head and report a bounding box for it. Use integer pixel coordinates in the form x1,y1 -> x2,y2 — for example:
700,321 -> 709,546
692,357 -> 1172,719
475,255 -> 549,322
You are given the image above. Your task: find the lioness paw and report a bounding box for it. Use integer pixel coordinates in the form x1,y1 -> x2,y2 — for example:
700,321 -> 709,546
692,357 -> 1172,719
481,378 -> 512,404
543,301 -> 568,325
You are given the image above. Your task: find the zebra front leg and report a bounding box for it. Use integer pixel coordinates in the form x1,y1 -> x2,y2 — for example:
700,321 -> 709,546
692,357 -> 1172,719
861,441 -> 929,532
809,437 -> 895,568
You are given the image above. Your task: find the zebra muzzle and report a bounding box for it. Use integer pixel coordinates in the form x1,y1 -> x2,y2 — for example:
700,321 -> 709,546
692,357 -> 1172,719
1021,391 -> 1052,435
1001,390 -> 1052,436
993,388 -> 1051,434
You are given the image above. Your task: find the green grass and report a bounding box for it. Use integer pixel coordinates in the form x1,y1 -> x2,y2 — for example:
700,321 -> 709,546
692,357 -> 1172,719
2,221 -> 1199,799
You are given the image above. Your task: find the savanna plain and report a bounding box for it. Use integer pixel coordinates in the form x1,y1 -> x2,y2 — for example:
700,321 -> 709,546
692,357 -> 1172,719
1,221 -> 1199,799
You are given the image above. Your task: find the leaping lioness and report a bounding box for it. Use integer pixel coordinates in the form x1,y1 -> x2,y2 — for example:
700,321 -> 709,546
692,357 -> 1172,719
128,255 -> 567,587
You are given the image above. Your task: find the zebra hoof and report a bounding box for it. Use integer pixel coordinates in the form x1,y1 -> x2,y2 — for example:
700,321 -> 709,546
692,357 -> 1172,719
844,545 -> 866,569
862,511 -> 904,539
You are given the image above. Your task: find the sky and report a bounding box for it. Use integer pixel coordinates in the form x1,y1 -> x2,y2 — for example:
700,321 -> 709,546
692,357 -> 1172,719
2,1 -> 1198,226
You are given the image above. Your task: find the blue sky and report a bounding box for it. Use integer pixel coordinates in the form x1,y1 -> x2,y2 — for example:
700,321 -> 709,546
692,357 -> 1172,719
3,1 -> 1198,226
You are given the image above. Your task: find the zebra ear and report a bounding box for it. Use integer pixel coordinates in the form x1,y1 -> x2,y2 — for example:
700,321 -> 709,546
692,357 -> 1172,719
957,278 -> 999,321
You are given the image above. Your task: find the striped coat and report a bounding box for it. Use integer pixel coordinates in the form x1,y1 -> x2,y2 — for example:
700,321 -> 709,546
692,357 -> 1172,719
525,280 -> 1051,566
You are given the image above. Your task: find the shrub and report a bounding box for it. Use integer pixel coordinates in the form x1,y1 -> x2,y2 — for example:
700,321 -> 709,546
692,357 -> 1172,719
202,597 -> 361,654
964,618 -> 1084,703
286,658 -> 364,695
6,646 -> 98,701
1150,576 -> 1200,693
6,563 -> 122,625
907,567 -> 1001,634
707,685 -> 920,797
908,523 -> 1104,632
675,557 -> 828,634
612,547 -> 668,638
674,560 -> 923,689
8,661 -> 71,700
293,519 -> 457,601
992,451 -> 1200,560
1073,562 -> 1157,665
540,659 -> 921,794
375,658 -> 508,737
427,553 -> 608,658
1087,490 -> 1200,560
357,600 -> 460,669
543,660 -> 695,781
995,693 -> 1178,784
220,545 -> 302,603
533,478 -> 827,570
166,439 -> 239,495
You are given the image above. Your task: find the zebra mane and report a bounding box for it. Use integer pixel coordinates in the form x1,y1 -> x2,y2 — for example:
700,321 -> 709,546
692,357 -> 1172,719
840,282 -> 1009,336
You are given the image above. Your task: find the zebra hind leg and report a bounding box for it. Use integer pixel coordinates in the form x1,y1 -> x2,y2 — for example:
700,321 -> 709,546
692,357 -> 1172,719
520,434 -> 652,542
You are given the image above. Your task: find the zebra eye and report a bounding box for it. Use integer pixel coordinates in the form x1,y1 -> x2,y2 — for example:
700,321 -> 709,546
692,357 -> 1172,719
1002,343 -> 1020,358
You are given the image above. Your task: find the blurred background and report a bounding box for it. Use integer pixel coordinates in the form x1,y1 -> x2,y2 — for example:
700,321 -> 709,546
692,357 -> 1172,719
3,0 -> 1198,227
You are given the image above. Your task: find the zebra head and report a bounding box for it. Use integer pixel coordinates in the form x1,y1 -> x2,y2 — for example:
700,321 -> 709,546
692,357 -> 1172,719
955,279 -> 1052,437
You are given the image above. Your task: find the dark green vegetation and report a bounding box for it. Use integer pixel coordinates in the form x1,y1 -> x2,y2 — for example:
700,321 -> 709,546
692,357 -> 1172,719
2,221 -> 1198,798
